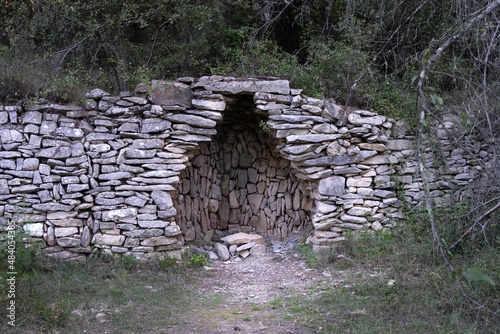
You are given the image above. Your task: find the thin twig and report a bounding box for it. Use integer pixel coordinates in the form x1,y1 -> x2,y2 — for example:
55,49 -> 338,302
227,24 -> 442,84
448,201 -> 500,250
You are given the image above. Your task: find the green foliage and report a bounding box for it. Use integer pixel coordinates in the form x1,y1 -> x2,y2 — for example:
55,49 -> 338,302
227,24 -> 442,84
182,246 -> 209,268
466,268 -> 496,286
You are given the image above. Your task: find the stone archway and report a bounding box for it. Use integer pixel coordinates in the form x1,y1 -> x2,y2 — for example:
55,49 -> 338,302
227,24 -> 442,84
174,92 -> 314,243
2,75 -> 412,260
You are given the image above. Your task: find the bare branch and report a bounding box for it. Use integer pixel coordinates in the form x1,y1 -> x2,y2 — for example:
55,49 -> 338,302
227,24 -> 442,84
448,201 -> 500,250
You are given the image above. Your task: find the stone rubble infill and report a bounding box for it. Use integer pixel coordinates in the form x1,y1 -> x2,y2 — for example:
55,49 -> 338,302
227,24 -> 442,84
0,75 -> 489,260
208,233 -> 266,261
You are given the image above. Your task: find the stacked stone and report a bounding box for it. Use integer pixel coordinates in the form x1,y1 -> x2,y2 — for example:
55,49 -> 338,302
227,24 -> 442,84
83,81 -> 226,260
0,75 -> 491,259
391,115 -> 491,208
0,102 -> 93,260
177,124 -> 313,242
240,86 -> 400,246
213,232 -> 266,260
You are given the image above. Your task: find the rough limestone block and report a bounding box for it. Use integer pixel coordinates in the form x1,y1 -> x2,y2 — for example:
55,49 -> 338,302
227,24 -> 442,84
214,243 -> 230,261
318,176 -> 345,196
23,223 -> 44,237
148,80 -> 193,108
220,233 -> 264,245
92,233 -> 126,246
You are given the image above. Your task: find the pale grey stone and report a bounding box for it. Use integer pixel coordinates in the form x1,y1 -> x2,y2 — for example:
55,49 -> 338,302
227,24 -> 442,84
268,115 -> 328,123
303,151 -> 377,166
98,172 -> 132,180
105,106 -> 129,116
23,223 -> 44,237
86,133 -> 119,141
86,88 -> 109,99
141,236 -> 177,246
214,243 -> 230,261
205,79 -> 290,95
361,155 -> 398,165
0,159 -> 16,170
125,196 -> 148,207
123,229 -> 163,238
102,208 -> 137,222
347,207 -> 372,216
125,148 -> 156,159
165,225 -> 181,236
54,227 -> 78,237
348,113 -> 386,126
149,80 -> 192,107
327,141 -> 347,156
35,146 -> 72,159
192,99 -> 226,111
166,114 -> 216,128
347,177 -> 372,187
67,184 -> 89,193
22,158 -> 39,171
56,127 -> 85,139
23,111 -> 43,124
141,118 -> 171,133
95,197 -> 124,206
92,234 -> 125,246
250,244 -> 266,256
138,220 -> 170,228
132,139 -> 164,149
151,190 -> 173,210
373,190 -> 396,198
33,203 -> 74,211
158,208 -> 177,219
286,134 -> 342,144
254,92 -> 292,104
318,176 -> 345,196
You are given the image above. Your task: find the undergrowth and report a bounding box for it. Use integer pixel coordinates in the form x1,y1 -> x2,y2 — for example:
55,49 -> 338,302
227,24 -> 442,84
293,210 -> 499,333
0,249 -> 208,333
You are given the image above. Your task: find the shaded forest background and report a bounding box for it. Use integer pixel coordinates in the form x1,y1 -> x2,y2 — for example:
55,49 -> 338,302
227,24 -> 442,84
0,0 -> 497,119
0,0 -> 499,330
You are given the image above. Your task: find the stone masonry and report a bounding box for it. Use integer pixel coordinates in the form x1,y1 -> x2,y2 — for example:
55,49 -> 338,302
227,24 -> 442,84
0,76 -> 489,259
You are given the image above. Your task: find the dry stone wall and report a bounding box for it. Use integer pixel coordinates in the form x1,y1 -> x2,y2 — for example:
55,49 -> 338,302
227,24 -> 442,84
0,75 -> 487,259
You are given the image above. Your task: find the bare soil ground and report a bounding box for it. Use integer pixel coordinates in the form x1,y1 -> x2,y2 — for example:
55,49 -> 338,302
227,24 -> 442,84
163,244 -> 337,334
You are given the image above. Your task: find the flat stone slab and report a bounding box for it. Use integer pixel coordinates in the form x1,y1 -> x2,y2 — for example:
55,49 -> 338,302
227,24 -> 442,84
221,232 -> 264,245
204,79 -> 290,95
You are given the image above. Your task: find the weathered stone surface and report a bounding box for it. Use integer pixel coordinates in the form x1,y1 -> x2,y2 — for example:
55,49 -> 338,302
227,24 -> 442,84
141,236 -> 177,246
220,233 -> 264,245
151,190 -> 173,210
318,176 -> 345,196
214,242 -> 230,261
387,139 -> 413,151
141,118 -> 171,133
303,151 -> 377,166
149,80 -> 193,108
250,244 -> 266,256
286,134 -> 342,144
348,113 -> 386,126
54,227 -> 78,237
33,203 -> 74,211
248,194 -> 263,214
23,223 -> 44,237
166,114 -> 216,128
138,220 -> 170,228
361,155 -> 398,165
36,146 -> 72,159
192,99 -> 226,111
92,234 -> 125,246
132,139 -> 164,149
102,208 -> 138,222
205,79 -> 290,95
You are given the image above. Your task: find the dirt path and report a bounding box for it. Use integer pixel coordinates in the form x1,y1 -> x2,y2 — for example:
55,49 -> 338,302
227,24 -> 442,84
165,240 -> 336,334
